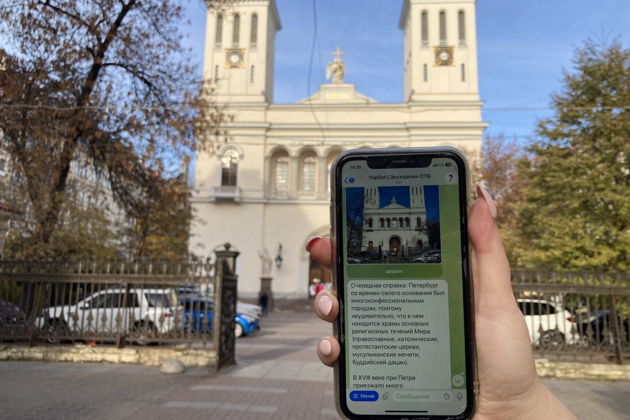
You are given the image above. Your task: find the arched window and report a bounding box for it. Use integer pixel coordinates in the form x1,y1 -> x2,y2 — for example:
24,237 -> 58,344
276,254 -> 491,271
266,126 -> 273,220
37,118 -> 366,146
215,14 -> 223,47
386,218 -> 391,228
399,217 -> 404,227
380,218 -> 384,228
421,10 -> 429,46
250,14 -> 258,47
405,217 -> 410,228
272,150 -> 290,194
367,218 -> 373,228
300,152 -> 317,193
232,13 -> 240,46
458,10 -> 466,45
439,10 -> 447,44
221,149 -> 239,186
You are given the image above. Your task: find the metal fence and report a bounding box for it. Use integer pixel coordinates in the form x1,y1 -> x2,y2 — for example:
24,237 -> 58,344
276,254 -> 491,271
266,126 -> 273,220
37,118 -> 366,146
512,270 -> 630,364
0,244 -> 240,368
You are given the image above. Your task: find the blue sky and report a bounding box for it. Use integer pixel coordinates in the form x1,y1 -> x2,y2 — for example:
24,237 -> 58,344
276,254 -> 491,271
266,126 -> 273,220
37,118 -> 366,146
183,0 -> 630,142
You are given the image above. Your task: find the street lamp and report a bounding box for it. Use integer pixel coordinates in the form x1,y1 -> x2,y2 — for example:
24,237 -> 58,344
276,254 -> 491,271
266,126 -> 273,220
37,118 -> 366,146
275,243 -> 283,269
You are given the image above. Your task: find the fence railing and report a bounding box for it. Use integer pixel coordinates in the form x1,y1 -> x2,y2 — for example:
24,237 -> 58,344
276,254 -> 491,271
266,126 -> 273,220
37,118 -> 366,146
511,270 -> 630,364
0,244 -> 240,368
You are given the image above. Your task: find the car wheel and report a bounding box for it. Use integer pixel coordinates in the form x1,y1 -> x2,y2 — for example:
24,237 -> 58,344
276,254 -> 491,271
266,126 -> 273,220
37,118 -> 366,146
134,322 -> 158,346
234,322 -> 244,338
538,330 -> 565,350
45,319 -> 67,344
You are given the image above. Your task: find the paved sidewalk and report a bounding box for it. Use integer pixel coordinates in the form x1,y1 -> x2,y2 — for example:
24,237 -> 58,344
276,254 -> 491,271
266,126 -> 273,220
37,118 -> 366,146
1,311 -> 629,419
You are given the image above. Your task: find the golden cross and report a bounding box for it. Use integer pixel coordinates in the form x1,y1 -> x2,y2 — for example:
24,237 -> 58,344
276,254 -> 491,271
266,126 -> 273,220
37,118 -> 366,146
331,46 -> 346,60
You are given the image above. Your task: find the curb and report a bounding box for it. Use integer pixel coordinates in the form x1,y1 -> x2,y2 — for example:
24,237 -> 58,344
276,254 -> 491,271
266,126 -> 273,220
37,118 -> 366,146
0,344 -> 217,369
535,359 -> 630,381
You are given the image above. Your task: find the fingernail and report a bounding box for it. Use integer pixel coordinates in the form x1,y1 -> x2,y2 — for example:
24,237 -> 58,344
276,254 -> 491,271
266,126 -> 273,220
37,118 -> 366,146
318,339 -> 332,357
476,185 -> 497,219
317,294 -> 333,316
305,236 -> 321,252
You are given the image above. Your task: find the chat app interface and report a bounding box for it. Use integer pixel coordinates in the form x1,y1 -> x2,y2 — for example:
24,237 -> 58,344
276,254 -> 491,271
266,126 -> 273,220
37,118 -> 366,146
341,157 -> 468,417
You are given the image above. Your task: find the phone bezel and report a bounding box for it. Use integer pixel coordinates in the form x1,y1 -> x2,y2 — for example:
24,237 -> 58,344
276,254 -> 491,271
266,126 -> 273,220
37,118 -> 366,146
331,147 -> 476,420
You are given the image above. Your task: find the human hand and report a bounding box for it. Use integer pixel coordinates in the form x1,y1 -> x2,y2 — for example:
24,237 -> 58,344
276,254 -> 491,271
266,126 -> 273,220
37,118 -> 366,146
308,186 -> 576,420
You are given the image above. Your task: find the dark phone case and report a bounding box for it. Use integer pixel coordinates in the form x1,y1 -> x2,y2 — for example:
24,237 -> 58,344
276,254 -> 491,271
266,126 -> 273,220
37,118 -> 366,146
329,146 -> 477,420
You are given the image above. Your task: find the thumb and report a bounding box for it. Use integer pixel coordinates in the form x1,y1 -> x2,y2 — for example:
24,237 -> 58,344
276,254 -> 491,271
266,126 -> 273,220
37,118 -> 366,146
468,186 -> 515,312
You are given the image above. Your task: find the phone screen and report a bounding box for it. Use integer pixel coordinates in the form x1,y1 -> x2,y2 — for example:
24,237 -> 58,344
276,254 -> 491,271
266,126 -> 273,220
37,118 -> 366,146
336,152 -> 473,418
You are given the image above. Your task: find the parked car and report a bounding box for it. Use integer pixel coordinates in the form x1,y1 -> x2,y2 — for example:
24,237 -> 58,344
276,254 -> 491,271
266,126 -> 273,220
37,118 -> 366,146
36,288 -> 184,342
180,297 -> 259,338
0,298 -> 27,332
517,298 -> 578,348
412,250 -> 441,263
574,310 -> 630,346
198,293 -> 262,318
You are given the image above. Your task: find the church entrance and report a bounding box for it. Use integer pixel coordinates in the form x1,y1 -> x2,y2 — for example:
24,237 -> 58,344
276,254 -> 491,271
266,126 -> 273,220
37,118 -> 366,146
309,255 -> 331,298
389,236 -> 401,253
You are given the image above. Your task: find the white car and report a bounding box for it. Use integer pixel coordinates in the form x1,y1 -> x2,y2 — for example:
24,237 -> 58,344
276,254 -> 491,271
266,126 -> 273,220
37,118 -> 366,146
237,301 -> 262,317
517,298 -> 578,348
37,288 -> 185,340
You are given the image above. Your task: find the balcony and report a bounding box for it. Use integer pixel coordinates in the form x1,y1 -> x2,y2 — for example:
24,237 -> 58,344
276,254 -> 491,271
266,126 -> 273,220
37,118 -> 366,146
212,185 -> 241,202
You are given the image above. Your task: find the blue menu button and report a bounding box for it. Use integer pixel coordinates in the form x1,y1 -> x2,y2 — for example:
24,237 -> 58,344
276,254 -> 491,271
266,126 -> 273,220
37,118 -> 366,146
350,391 -> 379,402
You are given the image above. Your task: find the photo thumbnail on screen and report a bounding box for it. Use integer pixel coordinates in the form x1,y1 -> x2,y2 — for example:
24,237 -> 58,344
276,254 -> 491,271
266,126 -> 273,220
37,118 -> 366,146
346,185 -> 441,264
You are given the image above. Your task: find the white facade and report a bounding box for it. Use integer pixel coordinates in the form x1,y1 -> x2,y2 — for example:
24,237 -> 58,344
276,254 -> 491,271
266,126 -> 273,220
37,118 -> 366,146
192,0 -> 487,299
361,187 -> 428,253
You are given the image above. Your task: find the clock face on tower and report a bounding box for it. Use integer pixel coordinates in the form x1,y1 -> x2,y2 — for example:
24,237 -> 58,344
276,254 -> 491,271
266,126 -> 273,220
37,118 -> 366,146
225,48 -> 245,69
434,46 -> 454,66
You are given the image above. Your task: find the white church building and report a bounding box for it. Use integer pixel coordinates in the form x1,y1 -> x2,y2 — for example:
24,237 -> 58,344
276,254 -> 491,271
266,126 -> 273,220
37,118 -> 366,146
360,186 -> 429,255
191,0 -> 487,299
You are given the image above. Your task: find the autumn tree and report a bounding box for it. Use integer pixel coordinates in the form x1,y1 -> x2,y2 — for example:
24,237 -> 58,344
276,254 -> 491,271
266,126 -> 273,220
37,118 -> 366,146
123,170 -> 194,260
481,134 -> 527,263
514,40 -> 630,271
0,1 -> 230,258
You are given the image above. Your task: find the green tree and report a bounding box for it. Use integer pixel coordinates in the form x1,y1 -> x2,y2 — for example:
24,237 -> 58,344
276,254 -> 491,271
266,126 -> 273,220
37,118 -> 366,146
514,40 -> 630,271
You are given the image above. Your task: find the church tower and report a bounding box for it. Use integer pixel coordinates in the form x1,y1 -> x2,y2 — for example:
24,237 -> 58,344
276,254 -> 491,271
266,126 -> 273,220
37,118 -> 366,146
410,186 -> 425,209
204,1 -> 281,103
400,0 -> 479,102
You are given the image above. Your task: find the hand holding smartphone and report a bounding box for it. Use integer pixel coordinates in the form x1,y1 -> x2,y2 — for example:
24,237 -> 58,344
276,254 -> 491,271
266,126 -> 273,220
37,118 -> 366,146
330,147 -> 476,419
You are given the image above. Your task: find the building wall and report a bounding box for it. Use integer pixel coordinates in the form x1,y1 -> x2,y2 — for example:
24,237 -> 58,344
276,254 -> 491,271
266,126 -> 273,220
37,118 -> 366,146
192,0 -> 487,298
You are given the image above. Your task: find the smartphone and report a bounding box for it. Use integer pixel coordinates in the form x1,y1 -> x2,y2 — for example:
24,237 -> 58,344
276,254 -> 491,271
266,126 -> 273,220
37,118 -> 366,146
330,147 -> 476,419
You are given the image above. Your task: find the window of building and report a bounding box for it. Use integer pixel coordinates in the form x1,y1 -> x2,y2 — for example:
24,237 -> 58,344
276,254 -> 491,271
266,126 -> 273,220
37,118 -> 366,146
215,14 -> 223,47
300,152 -> 317,193
423,63 -> 428,82
380,218 -> 384,228
458,10 -> 466,45
461,63 -> 466,82
386,218 -> 391,228
232,13 -> 240,47
221,149 -> 239,186
250,65 -> 255,84
416,217 -> 422,228
250,13 -> 258,47
439,10 -> 447,44
421,10 -> 429,46
405,217 -> 410,228
367,218 -> 373,228
272,150 -> 290,194
214,65 -> 219,82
